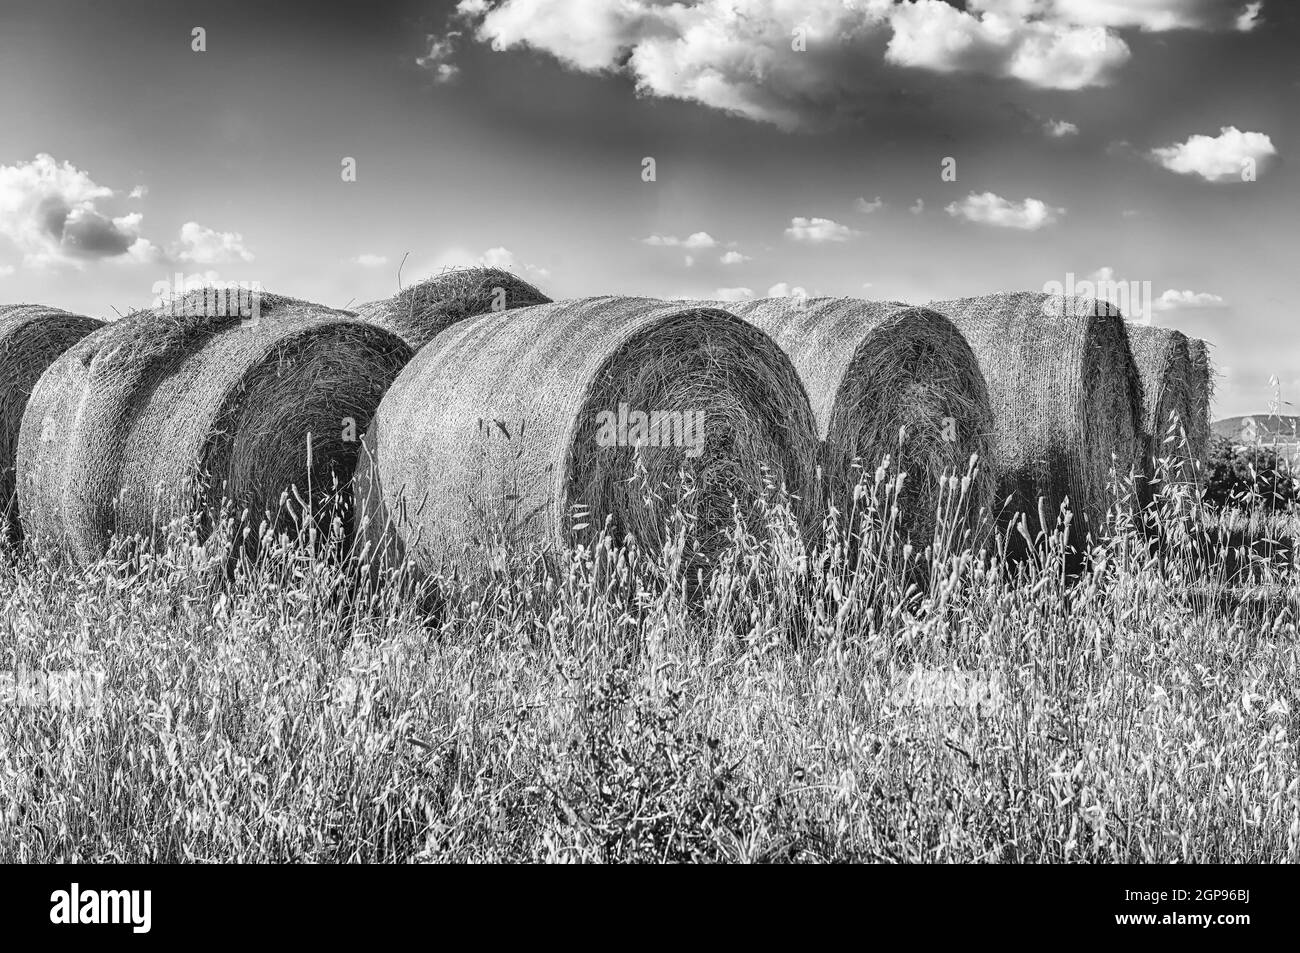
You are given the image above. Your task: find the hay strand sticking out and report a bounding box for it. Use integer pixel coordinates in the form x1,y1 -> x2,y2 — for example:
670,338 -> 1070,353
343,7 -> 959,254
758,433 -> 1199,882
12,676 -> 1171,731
18,290 -> 412,561
354,266 -> 551,351
0,304 -> 104,541
705,297 -> 996,544
355,295 -> 821,574
928,291 -> 1144,544
1125,323 -> 1197,471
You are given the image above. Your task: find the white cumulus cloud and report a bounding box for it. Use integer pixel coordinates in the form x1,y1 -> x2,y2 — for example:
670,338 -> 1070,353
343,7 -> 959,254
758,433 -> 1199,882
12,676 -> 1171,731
719,250 -> 751,265
1149,126 -> 1276,182
713,286 -> 755,301
945,191 -> 1064,229
767,282 -> 809,298
643,231 -> 718,249
785,216 -> 860,243
855,196 -> 885,213
450,0 -> 1252,129
0,153 -> 160,267
1154,288 -> 1227,311
176,221 -> 255,264
353,254 -> 389,268
1044,118 -> 1079,137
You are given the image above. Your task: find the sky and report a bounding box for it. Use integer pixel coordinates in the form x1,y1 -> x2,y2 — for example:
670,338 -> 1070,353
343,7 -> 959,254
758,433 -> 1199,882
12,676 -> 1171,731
0,0 -> 1294,417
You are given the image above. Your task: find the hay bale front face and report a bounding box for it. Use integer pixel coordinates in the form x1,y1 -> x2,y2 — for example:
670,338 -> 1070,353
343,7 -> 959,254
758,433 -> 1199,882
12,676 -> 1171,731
355,266 -> 551,351
928,292 -> 1144,543
709,297 -> 996,544
1125,323 -> 1197,470
1186,337 -> 1213,462
18,291 -> 412,560
355,296 -> 820,573
0,304 -> 104,540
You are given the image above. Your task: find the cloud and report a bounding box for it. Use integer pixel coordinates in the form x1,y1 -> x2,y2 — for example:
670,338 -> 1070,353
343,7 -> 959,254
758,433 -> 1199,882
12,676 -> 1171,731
886,0 -> 1130,91
453,0 -> 1252,129
175,221 -> 255,264
1236,1 -> 1262,31
416,32 -> 462,83
855,196 -> 885,214
945,191 -> 1064,229
479,245 -> 551,279
353,254 -> 389,268
785,216 -> 860,243
0,153 -> 161,267
0,264 -> 13,277
482,245 -> 551,279
1149,126 -> 1276,182
644,231 -> 718,249
128,185 -> 148,199
1154,288 -> 1227,311
713,286 -> 754,301
719,250 -> 751,265
910,198 -> 925,215
767,282 -> 808,298
1019,0 -> 1264,32
1044,118 -> 1079,137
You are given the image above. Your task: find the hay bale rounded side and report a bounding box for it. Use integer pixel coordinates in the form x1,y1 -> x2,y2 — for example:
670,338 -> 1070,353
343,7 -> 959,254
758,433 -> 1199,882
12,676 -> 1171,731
707,297 -> 996,545
355,266 -> 551,351
928,292 -> 1144,544
1186,337 -> 1213,462
1125,323 -> 1196,473
0,304 -> 104,541
18,291 -> 412,561
355,296 -> 821,574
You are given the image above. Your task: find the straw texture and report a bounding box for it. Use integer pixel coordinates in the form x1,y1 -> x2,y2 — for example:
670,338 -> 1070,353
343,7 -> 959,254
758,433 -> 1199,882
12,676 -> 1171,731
706,297 -> 996,544
355,295 -> 821,574
1186,337 -> 1213,462
928,292 -> 1144,544
0,304 -> 104,540
18,291 -> 411,560
354,266 -> 550,351
1126,323 -> 1197,471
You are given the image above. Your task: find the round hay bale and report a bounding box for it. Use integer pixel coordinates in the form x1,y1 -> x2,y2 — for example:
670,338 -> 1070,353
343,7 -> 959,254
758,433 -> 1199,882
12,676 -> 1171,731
1186,337 -> 1213,462
18,290 -> 412,561
355,266 -> 551,351
705,297 -> 996,545
928,292 -> 1144,545
1125,323 -> 1196,473
0,304 -> 104,541
355,295 -> 821,575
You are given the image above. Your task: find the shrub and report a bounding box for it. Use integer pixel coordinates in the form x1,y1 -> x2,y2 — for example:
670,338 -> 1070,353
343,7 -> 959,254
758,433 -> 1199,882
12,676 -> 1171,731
1203,435 -> 1299,508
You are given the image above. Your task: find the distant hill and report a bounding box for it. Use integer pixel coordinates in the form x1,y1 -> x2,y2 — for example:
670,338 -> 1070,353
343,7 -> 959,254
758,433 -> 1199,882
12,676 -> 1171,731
1213,414 -> 1300,444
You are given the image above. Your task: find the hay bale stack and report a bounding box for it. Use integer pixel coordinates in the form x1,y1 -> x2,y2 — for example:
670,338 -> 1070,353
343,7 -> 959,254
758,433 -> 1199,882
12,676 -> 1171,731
1186,337 -> 1213,461
0,304 -> 104,540
18,290 -> 411,561
1125,323 -> 1197,470
355,295 -> 820,574
354,266 -> 551,351
705,297 -> 996,544
928,292 -> 1144,545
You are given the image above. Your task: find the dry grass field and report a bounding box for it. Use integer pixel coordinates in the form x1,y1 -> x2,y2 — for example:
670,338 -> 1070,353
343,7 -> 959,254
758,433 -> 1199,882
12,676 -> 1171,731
2,452 -> 1297,864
